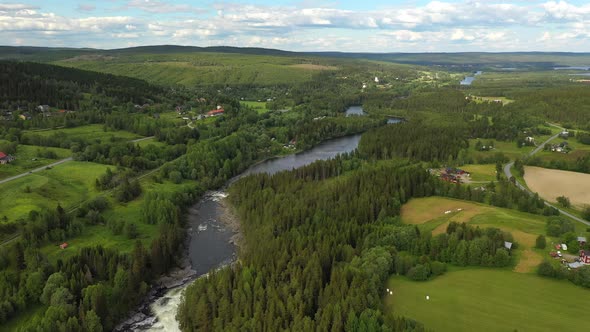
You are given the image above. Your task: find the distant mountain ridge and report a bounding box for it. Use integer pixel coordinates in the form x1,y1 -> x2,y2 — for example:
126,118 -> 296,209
2,45 -> 590,68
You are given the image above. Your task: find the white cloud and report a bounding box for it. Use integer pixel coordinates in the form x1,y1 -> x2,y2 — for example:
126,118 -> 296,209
125,0 -> 203,14
0,1 -> 589,51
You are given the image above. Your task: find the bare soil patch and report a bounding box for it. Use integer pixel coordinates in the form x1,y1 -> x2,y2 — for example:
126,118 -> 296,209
524,166 -> 590,208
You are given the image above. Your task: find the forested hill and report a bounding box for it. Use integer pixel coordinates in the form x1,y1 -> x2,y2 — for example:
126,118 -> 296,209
2,45 -> 590,69
0,61 -> 164,109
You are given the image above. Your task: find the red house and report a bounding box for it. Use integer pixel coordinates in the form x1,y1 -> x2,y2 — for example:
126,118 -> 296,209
579,250 -> 590,264
0,152 -> 15,165
207,109 -> 224,117
60,243 -> 68,249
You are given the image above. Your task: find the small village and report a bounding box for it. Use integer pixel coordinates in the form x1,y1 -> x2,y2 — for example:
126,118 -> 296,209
551,236 -> 590,269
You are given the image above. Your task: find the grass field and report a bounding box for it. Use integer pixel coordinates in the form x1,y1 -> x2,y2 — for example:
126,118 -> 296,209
0,161 -> 110,222
385,269 -> 590,332
0,142 -> 71,179
399,196 -> 587,273
524,166 -> 590,208
240,101 -> 271,114
467,138 -> 534,160
22,124 -> 141,142
460,164 -> 497,181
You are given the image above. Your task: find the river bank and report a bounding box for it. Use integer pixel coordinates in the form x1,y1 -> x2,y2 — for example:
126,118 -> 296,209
117,113 -> 372,330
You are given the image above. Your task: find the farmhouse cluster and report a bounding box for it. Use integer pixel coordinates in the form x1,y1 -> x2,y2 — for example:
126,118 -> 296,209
1,105 -> 76,122
552,237 -> 590,269
430,167 -> 471,184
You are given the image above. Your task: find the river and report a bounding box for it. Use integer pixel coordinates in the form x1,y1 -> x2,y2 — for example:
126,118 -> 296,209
139,136 -> 363,331
128,106 -> 401,331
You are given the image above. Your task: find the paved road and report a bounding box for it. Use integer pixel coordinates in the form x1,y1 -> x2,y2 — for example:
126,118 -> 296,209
504,128 -> 590,226
0,136 -> 154,186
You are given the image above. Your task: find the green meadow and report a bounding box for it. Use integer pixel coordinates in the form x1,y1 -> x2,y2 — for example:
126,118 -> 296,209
23,124 -> 141,142
0,161 -> 110,222
0,142 -> 71,179
240,101 -> 271,114
386,269 -> 590,332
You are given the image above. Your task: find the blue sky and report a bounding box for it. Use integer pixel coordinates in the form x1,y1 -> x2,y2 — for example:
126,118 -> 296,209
1,0 -> 590,51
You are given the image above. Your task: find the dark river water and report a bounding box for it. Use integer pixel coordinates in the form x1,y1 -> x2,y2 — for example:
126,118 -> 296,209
142,105 -> 404,331
145,133 -> 363,331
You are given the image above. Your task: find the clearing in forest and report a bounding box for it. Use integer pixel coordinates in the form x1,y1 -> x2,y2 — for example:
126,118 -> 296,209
400,197 -> 552,273
524,166 -> 590,208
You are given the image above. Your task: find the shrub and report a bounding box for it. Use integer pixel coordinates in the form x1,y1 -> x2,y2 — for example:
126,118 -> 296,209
535,235 -> 546,249
407,264 -> 430,281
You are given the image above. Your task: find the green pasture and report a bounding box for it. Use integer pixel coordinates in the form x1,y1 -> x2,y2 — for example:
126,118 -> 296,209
386,269 -> 590,332
460,164 -> 496,181
0,161 -> 110,222
23,124 -> 141,142
240,101 -> 271,114
0,142 -> 71,179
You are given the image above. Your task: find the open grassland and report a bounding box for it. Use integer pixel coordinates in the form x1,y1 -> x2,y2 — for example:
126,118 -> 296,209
467,138 -> 534,160
460,164 -> 496,181
0,142 -> 71,179
135,137 -> 167,148
23,124 -> 141,142
400,197 -> 580,273
0,161 -> 110,222
54,52 -> 340,86
240,101 -> 271,114
385,269 -> 590,332
524,166 -> 590,208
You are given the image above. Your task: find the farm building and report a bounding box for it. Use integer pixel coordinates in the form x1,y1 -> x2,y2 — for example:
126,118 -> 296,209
504,241 -> 513,250
207,106 -> 225,117
578,237 -> 587,246
579,250 -> 590,264
0,152 -> 15,164
59,243 -> 68,249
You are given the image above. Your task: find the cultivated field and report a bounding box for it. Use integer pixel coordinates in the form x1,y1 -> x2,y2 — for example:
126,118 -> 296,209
399,197 -> 575,273
386,269 -> 590,332
524,166 -> 590,208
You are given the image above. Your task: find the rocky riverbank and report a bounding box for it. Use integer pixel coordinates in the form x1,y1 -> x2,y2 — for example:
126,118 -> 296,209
113,256 -> 197,332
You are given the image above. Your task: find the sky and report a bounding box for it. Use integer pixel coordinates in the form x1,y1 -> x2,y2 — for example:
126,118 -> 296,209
1,0 -> 590,52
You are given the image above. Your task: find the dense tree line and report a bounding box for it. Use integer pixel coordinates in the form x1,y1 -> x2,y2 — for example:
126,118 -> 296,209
0,61 -> 164,109
177,154 -> 516,331
74,141 -> 186,171
507,87 -> 590,129
526,154 -> 590,174
359,121 -> 468,162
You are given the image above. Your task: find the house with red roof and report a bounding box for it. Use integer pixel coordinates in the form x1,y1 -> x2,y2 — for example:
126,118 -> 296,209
60,243 -> 68,249
207,108 -> 225,117
0,152 -> 15,165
